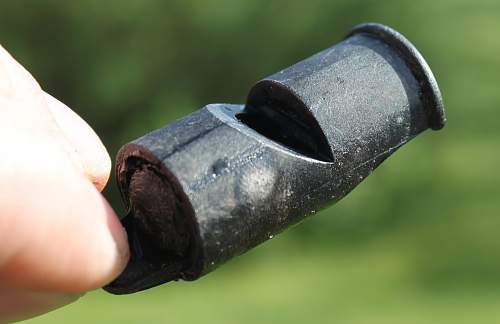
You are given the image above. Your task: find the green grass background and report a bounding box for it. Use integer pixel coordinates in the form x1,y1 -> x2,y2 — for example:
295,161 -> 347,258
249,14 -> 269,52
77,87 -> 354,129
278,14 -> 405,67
1,0 -> 499,322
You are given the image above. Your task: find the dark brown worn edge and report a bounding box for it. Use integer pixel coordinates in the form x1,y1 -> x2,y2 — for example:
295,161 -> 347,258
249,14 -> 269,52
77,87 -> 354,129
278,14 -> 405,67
104,143 -> 203,294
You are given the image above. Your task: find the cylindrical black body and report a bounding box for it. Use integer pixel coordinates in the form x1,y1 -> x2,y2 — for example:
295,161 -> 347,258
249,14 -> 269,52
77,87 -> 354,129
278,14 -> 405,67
105,23 -> 445,294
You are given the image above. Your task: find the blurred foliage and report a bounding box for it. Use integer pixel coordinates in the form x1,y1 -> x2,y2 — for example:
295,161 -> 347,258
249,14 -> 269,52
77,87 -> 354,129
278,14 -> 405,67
1,0 -> 500,322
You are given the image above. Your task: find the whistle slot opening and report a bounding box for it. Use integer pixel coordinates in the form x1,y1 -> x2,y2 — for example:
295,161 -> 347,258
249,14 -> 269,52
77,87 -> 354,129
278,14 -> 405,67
240,81 -> 334,162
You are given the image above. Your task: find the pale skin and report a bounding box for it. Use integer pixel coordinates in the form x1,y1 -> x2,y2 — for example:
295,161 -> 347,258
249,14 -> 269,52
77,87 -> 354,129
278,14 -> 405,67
0,45 -> 130,322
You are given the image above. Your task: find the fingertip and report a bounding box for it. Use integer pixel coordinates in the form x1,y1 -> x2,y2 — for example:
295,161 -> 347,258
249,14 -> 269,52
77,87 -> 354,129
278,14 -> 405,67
44,92 -> 112,192
0,44 -> 41,93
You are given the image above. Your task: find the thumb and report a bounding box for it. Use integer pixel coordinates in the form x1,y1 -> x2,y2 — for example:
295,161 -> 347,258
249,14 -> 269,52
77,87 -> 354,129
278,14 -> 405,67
0,44 -> 129,293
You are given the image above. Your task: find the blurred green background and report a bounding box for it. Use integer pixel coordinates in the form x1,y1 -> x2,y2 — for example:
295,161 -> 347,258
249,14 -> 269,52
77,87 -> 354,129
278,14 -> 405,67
1,0 -> 499,323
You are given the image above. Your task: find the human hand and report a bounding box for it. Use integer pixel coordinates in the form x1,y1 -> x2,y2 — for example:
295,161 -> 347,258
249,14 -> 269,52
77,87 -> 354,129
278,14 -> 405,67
0,45 -> 129,322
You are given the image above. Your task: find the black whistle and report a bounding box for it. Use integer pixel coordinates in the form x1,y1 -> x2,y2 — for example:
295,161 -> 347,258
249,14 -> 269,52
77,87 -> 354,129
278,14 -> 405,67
105,23 -> 445,294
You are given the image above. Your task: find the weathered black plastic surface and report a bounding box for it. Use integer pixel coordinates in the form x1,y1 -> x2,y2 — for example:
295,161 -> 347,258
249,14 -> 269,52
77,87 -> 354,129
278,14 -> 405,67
105,23 -> 445,294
